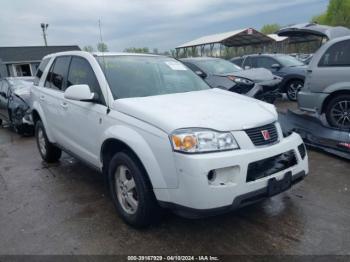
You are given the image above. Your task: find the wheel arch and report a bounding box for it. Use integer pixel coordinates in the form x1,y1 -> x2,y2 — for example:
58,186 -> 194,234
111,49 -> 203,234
100,126 -> 174,190
321,89 -> 350,114
281,76 -> 305,92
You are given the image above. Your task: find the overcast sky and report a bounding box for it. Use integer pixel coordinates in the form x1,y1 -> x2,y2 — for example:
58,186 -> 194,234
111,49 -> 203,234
0,0 -> 328,52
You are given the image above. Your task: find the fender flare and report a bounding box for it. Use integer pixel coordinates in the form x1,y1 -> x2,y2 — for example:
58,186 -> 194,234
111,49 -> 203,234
100,125 -> 173,189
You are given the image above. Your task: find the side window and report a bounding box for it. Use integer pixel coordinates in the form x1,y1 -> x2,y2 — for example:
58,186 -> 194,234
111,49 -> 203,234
34,58 -> 50,85
256,57 -> 278,69
232,58 -> 243,67
67,57 -> 104,104
319,40 -> 350,67
244,57 -> 252,68
45,56 -> 71,90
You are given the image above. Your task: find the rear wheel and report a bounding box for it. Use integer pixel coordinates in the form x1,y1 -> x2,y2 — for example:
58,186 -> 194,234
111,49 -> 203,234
325,94 -> 350,129
108,152 -> 161,228
286,80 -> 303,101
35,120 -> 62,162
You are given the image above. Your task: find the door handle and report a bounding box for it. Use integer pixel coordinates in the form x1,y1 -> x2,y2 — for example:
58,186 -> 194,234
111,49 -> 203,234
60,102 -> 68,109
39,95 -> 45,101
307,69 -> 312,73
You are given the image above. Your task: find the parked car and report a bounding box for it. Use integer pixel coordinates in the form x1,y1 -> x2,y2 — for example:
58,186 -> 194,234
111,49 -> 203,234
276,23 -> 350,129
0,77 -> 34,134
181,57 -> 282,103
298,36 -> 350,129
231,54 -> 307,101
31,51 -> 308,227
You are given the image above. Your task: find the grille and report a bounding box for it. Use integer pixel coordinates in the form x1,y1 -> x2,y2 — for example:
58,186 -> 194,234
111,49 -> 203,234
246,150 -> 297,182
245,123 -> 278,146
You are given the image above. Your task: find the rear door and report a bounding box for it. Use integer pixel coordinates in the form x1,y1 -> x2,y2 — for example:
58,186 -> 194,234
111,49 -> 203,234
308,39 -> 350,93
39,56 -> 71,144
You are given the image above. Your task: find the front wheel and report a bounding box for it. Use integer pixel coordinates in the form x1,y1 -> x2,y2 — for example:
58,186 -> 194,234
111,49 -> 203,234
35,120 -> 62,162
108,152 -> 162,228
325,94 -> 350,129
286,80 -> 303,101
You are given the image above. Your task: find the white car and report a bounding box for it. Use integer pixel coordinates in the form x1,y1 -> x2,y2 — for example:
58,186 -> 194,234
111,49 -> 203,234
31,51 -> 309,227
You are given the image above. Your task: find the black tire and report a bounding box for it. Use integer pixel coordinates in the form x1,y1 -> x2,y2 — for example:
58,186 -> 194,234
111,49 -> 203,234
325,94 -> 350,129
108,151 -> 162,228
35,120 -> 62,163
286,80 -> 303,101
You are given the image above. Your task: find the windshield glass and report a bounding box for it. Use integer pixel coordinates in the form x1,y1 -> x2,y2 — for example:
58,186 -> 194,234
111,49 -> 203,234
277,55 -> 305,67
194,59 -> 242,74
97,56 -> 210,99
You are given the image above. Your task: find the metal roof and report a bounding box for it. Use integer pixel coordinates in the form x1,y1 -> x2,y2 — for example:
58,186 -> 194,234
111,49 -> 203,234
176,28 -> 274,48
0,45 -> 81,63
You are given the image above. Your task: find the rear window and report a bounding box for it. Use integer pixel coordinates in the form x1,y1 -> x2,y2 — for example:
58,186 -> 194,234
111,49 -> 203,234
318,40 -> 350,67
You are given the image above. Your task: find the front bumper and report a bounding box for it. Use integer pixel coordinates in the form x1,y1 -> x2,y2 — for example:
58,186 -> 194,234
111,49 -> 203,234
154,131 -> 308,213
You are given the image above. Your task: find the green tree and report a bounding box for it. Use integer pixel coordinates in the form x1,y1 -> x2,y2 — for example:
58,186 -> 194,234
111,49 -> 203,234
260,24 -> 281,34
82,45 -> 94,52
97,42 -> 109,52
313,0 -> 350,27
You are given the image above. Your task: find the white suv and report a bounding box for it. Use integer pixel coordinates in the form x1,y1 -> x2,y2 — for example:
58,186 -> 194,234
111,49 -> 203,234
31,51 -> 308,227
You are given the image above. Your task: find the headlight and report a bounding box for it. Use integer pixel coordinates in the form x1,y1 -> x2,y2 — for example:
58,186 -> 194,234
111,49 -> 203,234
227,76 -> 254,85
170,128 -> 239,153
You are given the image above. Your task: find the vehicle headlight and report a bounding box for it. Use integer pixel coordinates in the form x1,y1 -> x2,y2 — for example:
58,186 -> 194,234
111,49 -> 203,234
170,128 -> 239,153
227,76 -> 254,85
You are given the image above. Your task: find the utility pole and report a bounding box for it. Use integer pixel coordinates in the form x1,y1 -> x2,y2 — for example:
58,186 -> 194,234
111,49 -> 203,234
40,23 -> 49,46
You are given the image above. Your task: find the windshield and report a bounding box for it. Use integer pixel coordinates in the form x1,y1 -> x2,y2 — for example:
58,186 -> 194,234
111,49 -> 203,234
97,56 -> 210,99
194,59 -> 242,74
277,55 -> 305,67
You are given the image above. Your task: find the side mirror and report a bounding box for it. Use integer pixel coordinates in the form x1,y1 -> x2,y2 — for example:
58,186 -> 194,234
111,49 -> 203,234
195,70 -> 207,78
64,84 -> 98,102
271,64 -> 281,70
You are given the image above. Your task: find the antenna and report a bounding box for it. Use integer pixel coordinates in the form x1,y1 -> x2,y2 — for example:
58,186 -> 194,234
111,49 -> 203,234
98,19 -> 111,114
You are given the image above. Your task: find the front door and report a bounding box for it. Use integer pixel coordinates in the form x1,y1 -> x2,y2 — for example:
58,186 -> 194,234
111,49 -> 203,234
59,56 -> 107,167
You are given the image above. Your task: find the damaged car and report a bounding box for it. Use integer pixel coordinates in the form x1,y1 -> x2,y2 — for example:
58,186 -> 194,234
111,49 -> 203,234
181,57 -> 282,103
0,77 -> 34,134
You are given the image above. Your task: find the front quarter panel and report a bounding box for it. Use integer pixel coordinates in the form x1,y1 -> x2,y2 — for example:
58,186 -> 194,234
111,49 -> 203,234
101,121 -> 178,190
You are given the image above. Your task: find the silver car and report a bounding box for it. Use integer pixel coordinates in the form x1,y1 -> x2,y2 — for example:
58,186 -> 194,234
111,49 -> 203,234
298,36 -> 350,129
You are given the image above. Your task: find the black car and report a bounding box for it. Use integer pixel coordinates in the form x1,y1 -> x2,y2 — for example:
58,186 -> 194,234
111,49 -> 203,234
0,77 -> 34,134
231,54 -> 307,101
181,57 -> 282,103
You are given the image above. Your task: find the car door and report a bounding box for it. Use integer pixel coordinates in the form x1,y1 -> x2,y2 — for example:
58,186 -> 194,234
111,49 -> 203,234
39,56 -> 71,144
59,56 -> 107,167
0,80 -> 10,121
308,39 -> 350,93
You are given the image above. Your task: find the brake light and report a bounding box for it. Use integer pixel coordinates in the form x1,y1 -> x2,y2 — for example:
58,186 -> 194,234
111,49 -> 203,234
338,142 -> 350,150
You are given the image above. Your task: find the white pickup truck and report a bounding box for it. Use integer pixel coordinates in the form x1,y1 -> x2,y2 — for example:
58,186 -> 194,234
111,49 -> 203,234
31,51 -> 308,227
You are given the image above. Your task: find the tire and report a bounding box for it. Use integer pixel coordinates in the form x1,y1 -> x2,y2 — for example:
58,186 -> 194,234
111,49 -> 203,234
108,152 -> 162,228
286,80 -> 303,101
35,120 -> 62,163
325,94 -> 350,129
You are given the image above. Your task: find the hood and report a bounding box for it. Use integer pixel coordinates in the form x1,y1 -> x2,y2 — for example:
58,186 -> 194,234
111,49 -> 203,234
112,89 -> 277,133
227,68 -> 276,82
277,23 -> 350,40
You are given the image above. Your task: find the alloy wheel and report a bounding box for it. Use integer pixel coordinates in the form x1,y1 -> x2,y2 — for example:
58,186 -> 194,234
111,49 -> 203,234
37,128 -> 47,156
287,82 -> 303,101
330,100 -> 350,128
115,165 -> 138,215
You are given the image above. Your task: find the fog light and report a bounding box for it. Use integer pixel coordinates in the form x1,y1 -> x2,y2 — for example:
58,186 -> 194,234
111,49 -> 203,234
207,170 -> 216,182
298,143 -> 306,159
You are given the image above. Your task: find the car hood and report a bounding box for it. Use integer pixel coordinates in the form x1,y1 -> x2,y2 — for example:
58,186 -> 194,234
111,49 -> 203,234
216,68 -> 275,82
112,88 -> 277,133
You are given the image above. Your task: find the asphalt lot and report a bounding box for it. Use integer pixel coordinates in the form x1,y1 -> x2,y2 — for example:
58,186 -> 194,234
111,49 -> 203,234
0,100 -> 349,255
